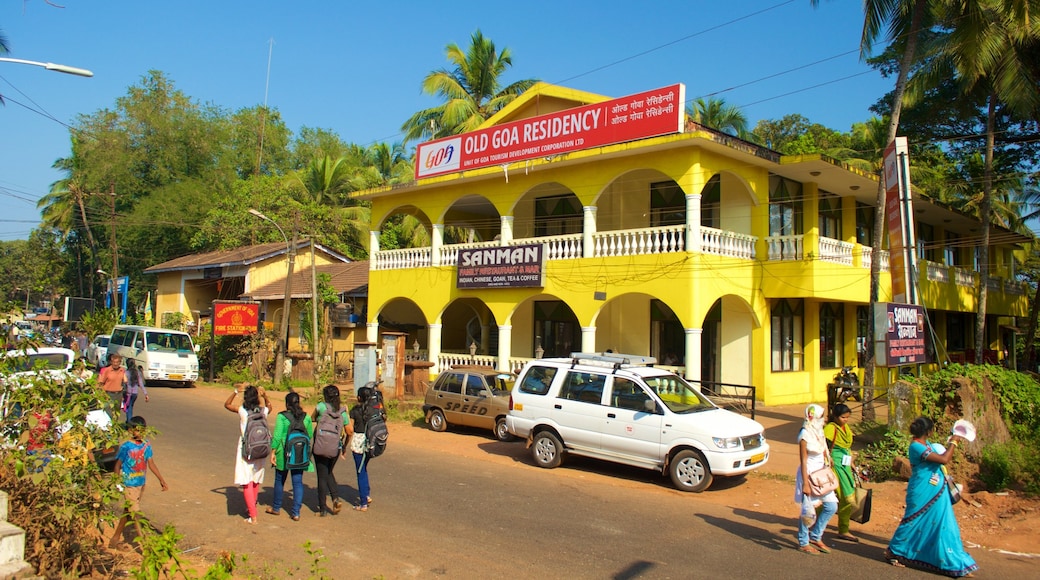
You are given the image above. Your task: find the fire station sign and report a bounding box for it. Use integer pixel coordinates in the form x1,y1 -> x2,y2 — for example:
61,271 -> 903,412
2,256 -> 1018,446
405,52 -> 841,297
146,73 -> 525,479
213,301 -> 260,336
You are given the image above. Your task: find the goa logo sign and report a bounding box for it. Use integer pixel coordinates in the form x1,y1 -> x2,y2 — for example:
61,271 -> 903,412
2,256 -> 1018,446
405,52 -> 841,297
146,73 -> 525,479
418,137 -> 462,178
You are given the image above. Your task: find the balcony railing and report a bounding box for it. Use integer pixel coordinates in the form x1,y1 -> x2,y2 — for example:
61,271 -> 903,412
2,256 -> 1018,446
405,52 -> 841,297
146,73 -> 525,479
926,261 -> 950,284
701,227 -> 757,259
953,267 -> 975,287
509,234 -> 583,260
374,246 -> 431,270
767,235 -> 803,261
861,248 -> 890,271
593,225 -> 685,257
439,240 -> 499,266
819,237 -> 854,266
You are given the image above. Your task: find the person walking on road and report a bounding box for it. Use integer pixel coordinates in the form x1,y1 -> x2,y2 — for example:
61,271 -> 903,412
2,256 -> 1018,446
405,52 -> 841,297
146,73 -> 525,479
267,391 -> 313,521
123,359 -> 149,425
110,416 -> 168,548
312,384 -> 349,516
348,385 -> 382,512
795,403 -> 838,554
98,354 -> 127,420
885,416 -> 977,577
224,384 -> 271,525
825,403 -> 858,542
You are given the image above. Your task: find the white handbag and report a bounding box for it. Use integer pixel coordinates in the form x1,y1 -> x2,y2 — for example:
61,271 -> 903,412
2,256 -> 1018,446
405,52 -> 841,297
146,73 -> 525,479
349,432 -> 367,454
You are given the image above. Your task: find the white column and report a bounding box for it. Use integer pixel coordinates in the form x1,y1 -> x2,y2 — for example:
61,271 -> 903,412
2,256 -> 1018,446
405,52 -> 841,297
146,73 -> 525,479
369,230 -> 380,263
684,327 -> 702,386
500,215 -> 514,245
431,223 -> 444,266
582,205 -> 597,258
497,324 -> 512,373
366,321 -> 379,344
580,326 -> 596,354
428,323 -> 443,374
687,194 -> 702,253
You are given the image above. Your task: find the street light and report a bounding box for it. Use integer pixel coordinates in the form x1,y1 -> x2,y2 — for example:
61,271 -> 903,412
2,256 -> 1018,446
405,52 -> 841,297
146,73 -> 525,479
0,57 -> 94,77
96,269 -> 119,319
249,209 -> 295,385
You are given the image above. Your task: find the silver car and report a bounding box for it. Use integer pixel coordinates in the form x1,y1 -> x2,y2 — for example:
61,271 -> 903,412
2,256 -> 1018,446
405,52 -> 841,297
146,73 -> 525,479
85,334 -> 110,368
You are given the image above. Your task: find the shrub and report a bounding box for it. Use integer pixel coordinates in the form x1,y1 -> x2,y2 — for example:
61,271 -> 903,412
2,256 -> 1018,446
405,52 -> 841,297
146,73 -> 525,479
857,426 -> 911,483
979,442 -> 1040,494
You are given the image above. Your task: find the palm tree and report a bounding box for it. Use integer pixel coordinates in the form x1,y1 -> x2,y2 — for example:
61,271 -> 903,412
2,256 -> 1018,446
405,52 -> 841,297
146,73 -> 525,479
686,97 -> 749,138
401,30 -> 538,143
293,155 -> 358,205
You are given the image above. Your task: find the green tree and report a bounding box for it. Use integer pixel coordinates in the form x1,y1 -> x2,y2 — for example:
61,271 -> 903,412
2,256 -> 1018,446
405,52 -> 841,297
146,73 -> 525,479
401,30 -> 538,142
686,97 -> 749,138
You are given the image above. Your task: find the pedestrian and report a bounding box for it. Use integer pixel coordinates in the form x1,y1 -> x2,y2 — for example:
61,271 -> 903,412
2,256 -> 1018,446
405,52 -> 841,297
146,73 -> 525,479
98,354 -> 127,419
75,330 -> 88,356
124,359 -> 149,424
267,391 -> 313,521
224,384 -> 271,525
110,416 -> 168,548
311,384 -> 349,516
824,403 -> 858,542
348,384 -> 384,512
885,416 -> 977,577
795,403 -> 838,554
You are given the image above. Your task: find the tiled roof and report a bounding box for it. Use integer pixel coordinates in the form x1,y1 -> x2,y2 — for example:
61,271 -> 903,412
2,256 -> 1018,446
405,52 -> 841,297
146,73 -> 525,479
144,241 -> 350,273
241,261 -> 369,300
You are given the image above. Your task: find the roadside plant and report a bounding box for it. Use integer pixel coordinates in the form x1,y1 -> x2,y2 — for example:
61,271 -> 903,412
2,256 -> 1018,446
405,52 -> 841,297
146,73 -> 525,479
79,307 -> 121,340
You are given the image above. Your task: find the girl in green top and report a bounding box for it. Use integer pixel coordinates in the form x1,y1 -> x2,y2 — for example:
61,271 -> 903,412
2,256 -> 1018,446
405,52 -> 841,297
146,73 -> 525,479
267,392 -> 314,520
824,403 -> 858,542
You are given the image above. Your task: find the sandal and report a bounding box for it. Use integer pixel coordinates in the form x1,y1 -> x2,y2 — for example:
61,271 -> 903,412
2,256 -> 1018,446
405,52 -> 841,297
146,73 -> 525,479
837,533 -> 859,543
884,549 -> 906,568
353,504 -> 368,512
265,507 -> 280,516
332,500 -> 342,515
290,514 -> 300,522
798,545 -> 818,555
809,540 -> 831,554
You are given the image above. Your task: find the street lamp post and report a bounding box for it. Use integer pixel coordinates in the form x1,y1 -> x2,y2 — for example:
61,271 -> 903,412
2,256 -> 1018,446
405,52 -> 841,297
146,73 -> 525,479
249,209 -> 295,385
96,269 -> 118,319
0,57 -> 94,77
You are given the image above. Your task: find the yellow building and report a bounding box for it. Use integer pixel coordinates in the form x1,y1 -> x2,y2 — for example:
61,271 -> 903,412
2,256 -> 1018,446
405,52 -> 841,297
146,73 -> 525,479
357,82 -> 1030,405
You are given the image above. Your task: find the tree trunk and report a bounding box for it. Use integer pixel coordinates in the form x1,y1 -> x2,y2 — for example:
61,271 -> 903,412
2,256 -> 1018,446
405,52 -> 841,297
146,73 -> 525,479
973,92 -> 997,364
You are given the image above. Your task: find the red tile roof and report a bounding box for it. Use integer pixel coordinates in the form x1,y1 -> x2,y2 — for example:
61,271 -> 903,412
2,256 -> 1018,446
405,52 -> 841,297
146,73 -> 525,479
144,242 -> 350,274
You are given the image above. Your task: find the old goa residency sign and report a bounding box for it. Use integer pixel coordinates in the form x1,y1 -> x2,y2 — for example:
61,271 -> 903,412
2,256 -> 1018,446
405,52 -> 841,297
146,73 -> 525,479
457,243 -> 545,289
416,84 -> 686,179
213,301 -> 260,336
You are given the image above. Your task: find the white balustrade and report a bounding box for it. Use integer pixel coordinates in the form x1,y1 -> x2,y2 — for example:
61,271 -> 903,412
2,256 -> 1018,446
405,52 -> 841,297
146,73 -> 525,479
373,246 -> 431,270
592,225 -> 686,257
953,268 -> 975,287
700,227 -> 757,259
818,237 -> 854,265
438,240 -> 501,267
925,261 -> 950,284
766,235 -> 803,261
508,234 -> 583,260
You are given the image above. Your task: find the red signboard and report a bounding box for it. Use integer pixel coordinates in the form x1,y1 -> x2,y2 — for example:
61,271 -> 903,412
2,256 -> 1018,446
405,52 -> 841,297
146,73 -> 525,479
213,301 -> 260,336
415,84 -> 685,179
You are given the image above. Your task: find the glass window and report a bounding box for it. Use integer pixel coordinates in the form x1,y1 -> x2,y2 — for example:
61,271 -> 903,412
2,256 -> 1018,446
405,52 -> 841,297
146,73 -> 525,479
948,313 -> 968,352
768,175 -> 803,237
519,365 -> 556,395
144,331 -> 193,353
465,374 -> 485,397
558,371 -> 605,404
650,181 -> 686,227
700,175 -> 721,229
856,306 -> 869,367
855,202 -> 874,246
771,299 -> 804,372
535,194 -> 582,237
818,194 -> 841,240
820,303 -> 843,369
944,232 -> 961,266
609,377 -> 652,412
438,373 -> 463,394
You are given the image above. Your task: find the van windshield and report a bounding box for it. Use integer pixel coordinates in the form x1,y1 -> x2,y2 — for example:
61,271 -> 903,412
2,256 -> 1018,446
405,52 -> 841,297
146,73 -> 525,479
644,375 -> 716,414
144,332 -> 194,354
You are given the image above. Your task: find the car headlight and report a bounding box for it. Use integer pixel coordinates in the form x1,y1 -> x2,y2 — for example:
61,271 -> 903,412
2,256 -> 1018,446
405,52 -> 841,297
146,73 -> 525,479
712,436 -> 742,450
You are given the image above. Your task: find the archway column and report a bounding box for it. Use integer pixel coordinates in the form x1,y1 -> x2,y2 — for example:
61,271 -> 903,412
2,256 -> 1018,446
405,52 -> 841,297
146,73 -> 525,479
428,323 -> 443,374
580,326 -> 596,354
368,230 -> 379,263
684,327 -> 702,386
366,321 -> 379,344
687,194 -> 702,252
500,216 -> 514,245
431,223 -> 444,266
497,325 -> 512,373
583,206 -> 597,258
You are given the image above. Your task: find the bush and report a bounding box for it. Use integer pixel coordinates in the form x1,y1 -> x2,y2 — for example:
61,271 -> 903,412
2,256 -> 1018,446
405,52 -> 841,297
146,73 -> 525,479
979,442 -> 1040,494
857,426 -> 911,483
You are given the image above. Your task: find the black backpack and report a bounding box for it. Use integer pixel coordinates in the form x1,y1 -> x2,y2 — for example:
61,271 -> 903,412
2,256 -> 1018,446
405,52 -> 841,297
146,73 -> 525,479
312,406 -> 344,458
241,408 -> 271,461
363,390 -> 388,458
282,411 -> 311,470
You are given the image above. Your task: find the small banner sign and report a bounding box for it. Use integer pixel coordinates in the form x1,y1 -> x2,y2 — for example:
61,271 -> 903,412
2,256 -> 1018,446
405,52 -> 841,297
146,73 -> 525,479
213,300 -> 260,336
875,302 -> 930,366
457,244 -> 545,289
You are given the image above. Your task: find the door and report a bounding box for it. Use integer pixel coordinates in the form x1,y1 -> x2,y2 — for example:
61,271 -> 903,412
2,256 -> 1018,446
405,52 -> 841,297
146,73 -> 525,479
602,376 -> 664,466
431,372 -> 465,426
550,370 -> 607,452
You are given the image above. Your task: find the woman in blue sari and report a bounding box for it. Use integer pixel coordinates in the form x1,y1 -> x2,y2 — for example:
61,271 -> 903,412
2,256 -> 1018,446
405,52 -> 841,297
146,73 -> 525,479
885,416 -> 977,577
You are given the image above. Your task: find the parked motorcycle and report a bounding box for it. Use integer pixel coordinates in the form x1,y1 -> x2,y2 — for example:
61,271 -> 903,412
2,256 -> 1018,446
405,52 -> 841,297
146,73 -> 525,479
831,366 -> 862,403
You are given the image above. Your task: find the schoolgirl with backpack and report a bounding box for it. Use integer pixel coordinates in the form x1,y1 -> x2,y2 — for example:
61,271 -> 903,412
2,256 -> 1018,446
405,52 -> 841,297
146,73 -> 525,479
223,384 -> 272,525
348,382 -> 388,512
267,391 -> 314,521
311,384 -> 349,517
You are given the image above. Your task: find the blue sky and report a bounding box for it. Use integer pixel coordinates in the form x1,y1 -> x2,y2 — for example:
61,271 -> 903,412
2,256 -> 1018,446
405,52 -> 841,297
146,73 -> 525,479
0,0 -> 892,241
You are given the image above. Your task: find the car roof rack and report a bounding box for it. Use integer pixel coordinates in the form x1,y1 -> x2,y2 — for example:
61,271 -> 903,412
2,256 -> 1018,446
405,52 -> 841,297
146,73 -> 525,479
569,352 -> 658,370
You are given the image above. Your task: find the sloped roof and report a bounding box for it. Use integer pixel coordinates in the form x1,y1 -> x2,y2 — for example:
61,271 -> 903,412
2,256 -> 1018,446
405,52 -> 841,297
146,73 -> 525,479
144,241 -> 350,274
480,82 -> 610,128
241,261 -> 369,300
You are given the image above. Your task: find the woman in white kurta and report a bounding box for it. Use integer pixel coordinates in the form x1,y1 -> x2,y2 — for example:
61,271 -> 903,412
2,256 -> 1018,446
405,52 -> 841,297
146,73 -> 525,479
224,384 -> 271,524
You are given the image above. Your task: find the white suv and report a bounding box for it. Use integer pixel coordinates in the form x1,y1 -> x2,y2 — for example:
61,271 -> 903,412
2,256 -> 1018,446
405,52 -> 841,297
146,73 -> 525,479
507,353 -> 769,492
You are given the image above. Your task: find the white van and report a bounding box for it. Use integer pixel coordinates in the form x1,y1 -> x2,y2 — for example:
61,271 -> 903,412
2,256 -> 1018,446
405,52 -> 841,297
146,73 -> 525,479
507,353 -> 769,492
107,325 -> 199,387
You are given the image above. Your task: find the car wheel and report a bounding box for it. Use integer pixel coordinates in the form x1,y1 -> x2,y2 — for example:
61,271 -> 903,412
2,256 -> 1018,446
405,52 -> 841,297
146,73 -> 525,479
494,417 -> 513,442
428,409 -> 447,432
669,449 -> 713,492
531,430 -> 564,468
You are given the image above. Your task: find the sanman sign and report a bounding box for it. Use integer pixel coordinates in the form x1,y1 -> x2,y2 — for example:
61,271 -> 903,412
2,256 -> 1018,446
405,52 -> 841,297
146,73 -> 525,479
416,84 -> 685,179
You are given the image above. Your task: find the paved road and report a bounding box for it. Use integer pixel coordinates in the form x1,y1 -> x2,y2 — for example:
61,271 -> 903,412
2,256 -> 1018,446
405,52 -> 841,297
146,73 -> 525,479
136,385 -> 1032,579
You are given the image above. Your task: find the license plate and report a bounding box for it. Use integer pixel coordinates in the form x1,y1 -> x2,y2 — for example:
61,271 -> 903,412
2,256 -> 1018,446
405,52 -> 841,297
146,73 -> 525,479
168,374 -> 183,380
750,453 -> 765,464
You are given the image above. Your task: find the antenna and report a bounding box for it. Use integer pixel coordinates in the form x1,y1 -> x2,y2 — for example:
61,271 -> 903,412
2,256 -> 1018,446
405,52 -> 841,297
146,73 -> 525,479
256,38 -> 274,175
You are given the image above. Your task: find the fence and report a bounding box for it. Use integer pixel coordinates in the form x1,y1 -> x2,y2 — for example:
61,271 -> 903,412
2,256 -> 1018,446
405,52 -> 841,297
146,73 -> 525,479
699,381 -> 757,419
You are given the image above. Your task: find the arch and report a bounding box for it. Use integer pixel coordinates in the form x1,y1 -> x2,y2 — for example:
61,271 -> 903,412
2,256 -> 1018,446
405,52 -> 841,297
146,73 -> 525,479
701,171 -> 757,237
593,168 -> 682,233
440,194 -> 503,244
702,295 -> 757,388
374,204 -> 434,248
373,296 -> 429,348
510,182 -> 582,240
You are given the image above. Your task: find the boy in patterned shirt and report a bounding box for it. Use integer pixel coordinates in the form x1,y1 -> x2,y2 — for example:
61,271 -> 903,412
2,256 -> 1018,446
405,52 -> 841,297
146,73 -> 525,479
110,416 -> 168,548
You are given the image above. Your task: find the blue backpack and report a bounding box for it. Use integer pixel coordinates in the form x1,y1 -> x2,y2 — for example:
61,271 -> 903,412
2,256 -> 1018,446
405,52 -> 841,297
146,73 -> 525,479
282,412 -> 311,470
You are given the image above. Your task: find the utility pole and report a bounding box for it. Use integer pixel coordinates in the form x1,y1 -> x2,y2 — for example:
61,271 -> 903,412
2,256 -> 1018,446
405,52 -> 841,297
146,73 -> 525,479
109,184 -> 120,320
274,216 -> 297,385
310,239 -> 319,391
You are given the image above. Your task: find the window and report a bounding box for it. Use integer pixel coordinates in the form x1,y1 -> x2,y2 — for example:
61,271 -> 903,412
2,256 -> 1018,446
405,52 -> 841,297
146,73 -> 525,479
535,194 -> 582,237
768,176 -> 802,237
855,202 -> 874,246
533,301 -> 580,358
856,306 -> 869,367
465,374 -> 485,397
650,181 -> 686,227
700,175 -> 721,228
437,373 -> 463,394
819,303 -> 843,369
771,299 -> 803,371
610,377 -> 652,412
519,365 -> 556,395
558,371 -> 606,404
917,223 -> 939,262
944,232 -> 961,266
948,313 -> 969,352
818,195 -> 841,240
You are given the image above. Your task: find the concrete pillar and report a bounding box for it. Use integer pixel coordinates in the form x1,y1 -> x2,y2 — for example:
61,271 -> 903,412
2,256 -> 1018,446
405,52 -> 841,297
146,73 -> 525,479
583,205 -> 598,258
368,230 -> 379,264
684,327 -> 702,385
428,323 -> 443,374
687,193 -> 702,252
581,326 -> 596,353
431,223 -> 444,266
500,215 -> 514,245
366,322 -> 379,344
497,324 -> 512,373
